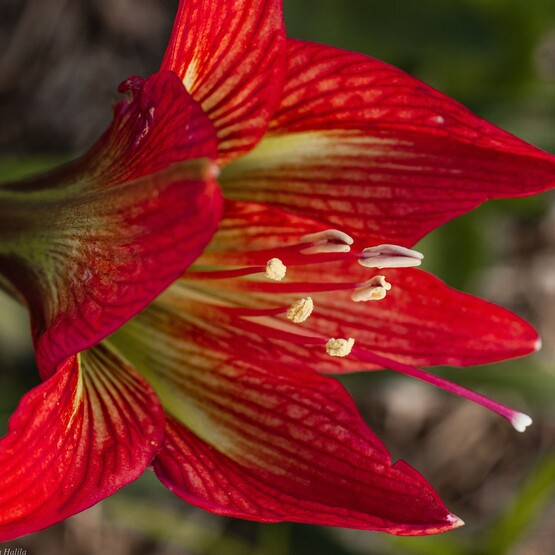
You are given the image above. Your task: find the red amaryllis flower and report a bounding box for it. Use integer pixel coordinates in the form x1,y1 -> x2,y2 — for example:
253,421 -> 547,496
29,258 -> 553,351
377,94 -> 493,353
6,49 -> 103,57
2,0 -> 555,540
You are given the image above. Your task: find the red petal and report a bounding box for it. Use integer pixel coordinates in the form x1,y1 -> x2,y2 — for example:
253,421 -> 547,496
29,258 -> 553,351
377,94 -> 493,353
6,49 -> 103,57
0,347 -> 164,541
160,0 -> 286,163
112,303 -> 460,534
155,386 -> 458,534
0,71 -> 223,377
96,70 -> 217,183
280,264 -> 540,370
221,39 -> 555,246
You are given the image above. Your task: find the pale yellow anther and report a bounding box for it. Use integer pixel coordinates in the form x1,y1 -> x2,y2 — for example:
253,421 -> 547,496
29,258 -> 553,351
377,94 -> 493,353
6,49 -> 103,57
351,275 -> 392,302
286,297 -> 314,323
301,229 -> 354,255
359,244 -> 424,269
326,337 -> 355,357
264,258 -> 286,281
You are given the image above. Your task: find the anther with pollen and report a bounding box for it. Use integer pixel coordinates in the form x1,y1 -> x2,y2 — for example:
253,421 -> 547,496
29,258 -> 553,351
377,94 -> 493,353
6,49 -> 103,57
264,258 -> 287,281
352,275 -> 392,302
287,297 -> 314,323
326,337 -> 355,357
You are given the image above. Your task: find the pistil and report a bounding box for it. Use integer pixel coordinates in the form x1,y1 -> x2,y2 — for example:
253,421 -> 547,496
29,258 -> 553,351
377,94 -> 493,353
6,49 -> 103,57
353,346 -> 533,432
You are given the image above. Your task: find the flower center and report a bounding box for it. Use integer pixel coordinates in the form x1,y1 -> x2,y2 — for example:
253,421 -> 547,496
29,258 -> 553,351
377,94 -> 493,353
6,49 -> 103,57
168,228 -> 531,433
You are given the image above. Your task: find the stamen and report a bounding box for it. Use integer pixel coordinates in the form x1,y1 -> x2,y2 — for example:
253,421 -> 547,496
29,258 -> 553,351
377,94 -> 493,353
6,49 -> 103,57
359,244 -> 424,269
326,337 -> 355,357
186,257 -> 286,282
301,229 -> 354,255
264,258 -> 287,281
217,297 -> 315,322
286,297 -> 314,323
187,266 -> 268,280
351,275 -> 392,302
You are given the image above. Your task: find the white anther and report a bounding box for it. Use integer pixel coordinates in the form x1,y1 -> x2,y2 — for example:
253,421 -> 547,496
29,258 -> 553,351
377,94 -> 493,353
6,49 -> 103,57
301,243 -> 352,255
511,412 -> 533,433
286,297 -> 314,323
351,275 -> 392,302
264,258 -> 286,281
358,244 -> 424,269
300,229 -> 354,255
326,337 -> 355,357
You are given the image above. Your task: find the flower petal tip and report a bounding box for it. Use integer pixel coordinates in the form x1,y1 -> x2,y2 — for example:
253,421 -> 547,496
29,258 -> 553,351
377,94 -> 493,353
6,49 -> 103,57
511,412 -> 533,433
446,513 -> 465,529
534,337 -> 542,352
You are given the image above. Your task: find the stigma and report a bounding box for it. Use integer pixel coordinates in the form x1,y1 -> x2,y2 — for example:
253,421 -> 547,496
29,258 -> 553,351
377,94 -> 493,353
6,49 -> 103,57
511,412 -> 533,433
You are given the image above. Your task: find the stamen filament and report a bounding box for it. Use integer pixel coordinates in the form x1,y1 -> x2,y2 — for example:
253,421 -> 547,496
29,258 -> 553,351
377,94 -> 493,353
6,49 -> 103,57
199,276 -> 389,295
227,316 -> 324,345
187,267 -> 268,280
216,305 -> 290,317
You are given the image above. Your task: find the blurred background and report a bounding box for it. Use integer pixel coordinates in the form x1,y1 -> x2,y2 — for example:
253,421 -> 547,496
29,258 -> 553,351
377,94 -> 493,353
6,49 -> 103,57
1,0 -> 555,553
